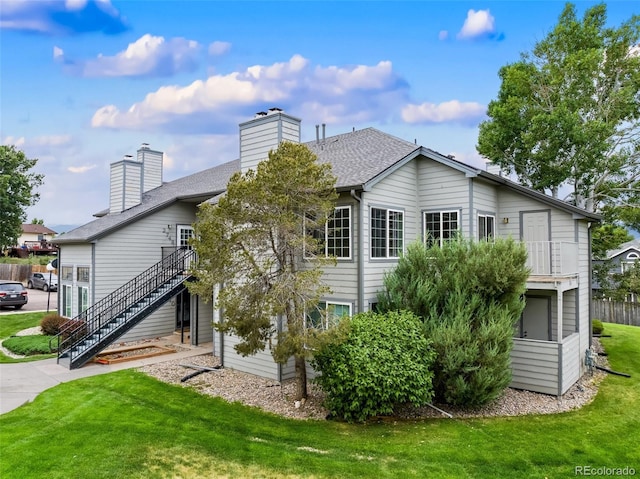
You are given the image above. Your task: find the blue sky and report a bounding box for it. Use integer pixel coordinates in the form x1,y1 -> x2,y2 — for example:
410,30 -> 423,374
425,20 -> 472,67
1,0 -> 637,228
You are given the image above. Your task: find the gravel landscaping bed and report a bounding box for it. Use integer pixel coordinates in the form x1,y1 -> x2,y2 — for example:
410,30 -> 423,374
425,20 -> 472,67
139,338 -> 609,421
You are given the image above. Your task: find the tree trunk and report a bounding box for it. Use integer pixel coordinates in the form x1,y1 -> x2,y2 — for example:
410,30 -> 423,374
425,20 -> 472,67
294,354 -> 308,400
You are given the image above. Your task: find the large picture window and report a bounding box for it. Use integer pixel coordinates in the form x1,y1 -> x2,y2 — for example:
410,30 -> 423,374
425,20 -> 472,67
371,207 -> 404,258
478,214 -> 495,241
424,210 -> 459,247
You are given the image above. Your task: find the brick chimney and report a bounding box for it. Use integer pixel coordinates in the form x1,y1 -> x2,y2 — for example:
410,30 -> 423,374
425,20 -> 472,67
239,107 -> 301,173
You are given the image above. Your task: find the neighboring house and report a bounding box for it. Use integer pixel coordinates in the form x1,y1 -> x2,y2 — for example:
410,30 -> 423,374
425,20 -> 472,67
17,224 -> 57,246
54,109 -> 601,397
8,224 -> 58,257
593,239 -> 640,302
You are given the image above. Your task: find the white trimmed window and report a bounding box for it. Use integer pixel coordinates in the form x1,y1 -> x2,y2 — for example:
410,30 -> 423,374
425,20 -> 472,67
424,210 -> 459,247
306,206 -> 352,259
62,285 -> 73,317
327,206 -> 351,258
478,214 -> 495,241
306,301 -> 352,330
78,286 -> 89,313
371,207 -> 404,258
178,225 -> 194,250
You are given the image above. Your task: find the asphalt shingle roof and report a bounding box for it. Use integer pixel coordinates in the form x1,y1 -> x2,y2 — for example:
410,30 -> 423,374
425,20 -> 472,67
305,127 -> 419,189
55,126 -> 600,243
56,159 -> 239,243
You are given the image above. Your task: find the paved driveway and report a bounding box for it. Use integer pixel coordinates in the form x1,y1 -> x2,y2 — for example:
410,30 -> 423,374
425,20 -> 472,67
0,287 -> 57,315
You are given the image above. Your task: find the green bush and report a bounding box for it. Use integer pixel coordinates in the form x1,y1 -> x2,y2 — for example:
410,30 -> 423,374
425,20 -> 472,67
40,314 -> 67,336
311,310 -> 435,422
377,238 -> 529,407
2,335 -> 53,355
592,319 -> 604,335
60,320 -> 87,345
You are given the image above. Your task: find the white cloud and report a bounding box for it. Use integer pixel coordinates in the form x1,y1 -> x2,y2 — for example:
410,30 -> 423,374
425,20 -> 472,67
208,41 -> 231,56
401,100 -> 486,124
0,0 -> 128,35
53,45 -> 64,59
91,55 -> 410,132
66,34 -> 201,77
457,9 -> 495,39
68,164 -> 97,174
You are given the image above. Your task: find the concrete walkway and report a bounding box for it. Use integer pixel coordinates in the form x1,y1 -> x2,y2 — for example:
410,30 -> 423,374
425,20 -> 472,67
0,343 -> 213,415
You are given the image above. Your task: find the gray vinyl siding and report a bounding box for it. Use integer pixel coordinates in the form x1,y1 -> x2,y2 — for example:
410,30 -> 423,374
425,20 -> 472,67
418,160 -> 469,236
561,333 -> 581,393
195,296 -> 214,345
318,196 -> 359,302
222,333 -> 279,380
471,179 -> 498,239
110,159 -> 142,214
577,221 -> 591,374
137,148 -> 163,193
93,202 -> 200,342
563,289 -> 577,337
363,160 -> 419,300
510,339 -> 560,395
239,113 -> 301,173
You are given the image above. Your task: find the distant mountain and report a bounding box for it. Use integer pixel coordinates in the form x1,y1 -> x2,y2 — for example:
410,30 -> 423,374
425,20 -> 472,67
50,225 -> 80,235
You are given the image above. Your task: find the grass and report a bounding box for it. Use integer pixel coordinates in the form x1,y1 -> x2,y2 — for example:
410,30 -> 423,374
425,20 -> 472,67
0,255 -> 56,266
0,323 -> 638,478
0,312 -> 55,363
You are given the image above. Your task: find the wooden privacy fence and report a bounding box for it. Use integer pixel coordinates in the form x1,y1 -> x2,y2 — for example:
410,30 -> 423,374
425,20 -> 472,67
0,264 -> 51,283
592,299 -> 640,327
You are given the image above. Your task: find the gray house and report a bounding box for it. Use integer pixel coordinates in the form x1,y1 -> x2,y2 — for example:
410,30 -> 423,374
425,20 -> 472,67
593,239 -> 640,302
55,109 -> 600,396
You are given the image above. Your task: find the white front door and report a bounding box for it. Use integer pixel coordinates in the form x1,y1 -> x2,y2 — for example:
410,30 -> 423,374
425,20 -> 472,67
522,211 -> 551,275
521,296 -> 551,340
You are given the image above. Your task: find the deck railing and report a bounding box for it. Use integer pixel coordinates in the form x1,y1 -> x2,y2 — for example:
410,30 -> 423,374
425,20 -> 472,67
525,241 -> 578,276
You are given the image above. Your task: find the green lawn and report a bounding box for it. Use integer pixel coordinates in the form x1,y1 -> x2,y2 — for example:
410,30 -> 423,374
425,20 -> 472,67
0,312 -> 55,363
0,323 -> 638,478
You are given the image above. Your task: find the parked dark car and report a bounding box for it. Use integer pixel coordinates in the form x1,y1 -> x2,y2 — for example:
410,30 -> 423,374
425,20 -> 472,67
0,281 -> 28,309
27,273 -> 58,292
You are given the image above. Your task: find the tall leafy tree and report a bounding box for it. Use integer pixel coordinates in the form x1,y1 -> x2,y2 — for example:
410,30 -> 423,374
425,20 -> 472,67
0,145 -> 44,252
188,142 -> 338,400
477,3 -> 639,224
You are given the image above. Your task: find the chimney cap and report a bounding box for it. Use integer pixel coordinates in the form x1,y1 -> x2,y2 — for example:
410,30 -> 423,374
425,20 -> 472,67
140,143 -> 150,149
268,107 -> 283,114
254,111 -> 268,118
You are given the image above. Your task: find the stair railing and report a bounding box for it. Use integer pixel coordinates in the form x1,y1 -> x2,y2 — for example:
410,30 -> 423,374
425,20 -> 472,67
53,248 -> 196,357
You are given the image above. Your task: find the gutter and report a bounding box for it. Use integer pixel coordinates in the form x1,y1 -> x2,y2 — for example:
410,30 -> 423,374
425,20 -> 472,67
350,189 -> 364,313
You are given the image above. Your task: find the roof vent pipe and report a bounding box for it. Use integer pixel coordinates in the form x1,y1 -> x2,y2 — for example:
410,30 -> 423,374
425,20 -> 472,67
316,125 -> 320,145
322,123 -> 326,143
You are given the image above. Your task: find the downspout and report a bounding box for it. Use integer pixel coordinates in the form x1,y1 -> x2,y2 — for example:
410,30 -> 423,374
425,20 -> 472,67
588,222 -> 593,349
350,189 -> 364,313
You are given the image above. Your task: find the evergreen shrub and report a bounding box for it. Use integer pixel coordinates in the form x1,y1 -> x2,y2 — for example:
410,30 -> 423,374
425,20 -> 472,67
377,238 -> 529,407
